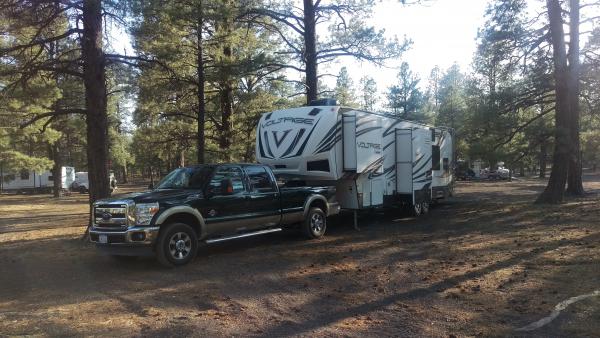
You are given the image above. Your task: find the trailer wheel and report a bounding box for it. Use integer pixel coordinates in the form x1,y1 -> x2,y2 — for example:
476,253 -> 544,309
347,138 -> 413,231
411,203 -> 422,217
421,201 -> 430,214
302,207 -> 326,239
156,223 -> 198,267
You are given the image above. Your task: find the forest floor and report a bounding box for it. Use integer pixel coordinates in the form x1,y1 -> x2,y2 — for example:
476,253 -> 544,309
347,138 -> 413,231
0,176 -> 599,337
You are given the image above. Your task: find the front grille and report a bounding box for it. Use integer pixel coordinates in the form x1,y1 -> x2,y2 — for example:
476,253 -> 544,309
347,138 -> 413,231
94,203 -> 129,227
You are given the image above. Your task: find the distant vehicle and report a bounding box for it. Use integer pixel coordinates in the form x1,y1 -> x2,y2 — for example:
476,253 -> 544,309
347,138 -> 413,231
72,171 -> 117,193
89,164 -> 339,267
480,166 -> 510,180
256,101 -> 455,216
0,166 -> 75,194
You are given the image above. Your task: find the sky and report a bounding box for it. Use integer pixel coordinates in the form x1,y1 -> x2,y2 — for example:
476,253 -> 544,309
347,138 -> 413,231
322,0 -> 490,100
111,0 -> 492,105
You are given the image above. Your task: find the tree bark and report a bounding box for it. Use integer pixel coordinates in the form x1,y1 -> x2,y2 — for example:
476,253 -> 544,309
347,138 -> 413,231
216,3 -> 233,162
82,0 -> 110,203
219,79 -> 233,161
536,0 -> 571,204
50,143 -> 61,197
303,0 -> 318,104
196,2 -> 206,164
539,140 -> 547,178
566,0 -> 584,195
122,164 -> 128,183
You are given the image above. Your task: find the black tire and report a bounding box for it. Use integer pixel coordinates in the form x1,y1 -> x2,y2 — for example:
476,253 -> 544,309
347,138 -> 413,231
156,223 -> 198,267
421,201 -> 430,214
79,186 -> 87,194
302,207 -> 327,239
411,203 -> 422,217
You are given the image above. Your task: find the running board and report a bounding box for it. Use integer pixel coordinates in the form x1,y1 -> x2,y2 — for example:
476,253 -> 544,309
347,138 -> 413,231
205,228 -> 283,244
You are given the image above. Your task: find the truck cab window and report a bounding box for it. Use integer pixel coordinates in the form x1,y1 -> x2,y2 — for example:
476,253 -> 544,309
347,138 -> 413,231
245,166 -> 275,193
208,167 -> 245,194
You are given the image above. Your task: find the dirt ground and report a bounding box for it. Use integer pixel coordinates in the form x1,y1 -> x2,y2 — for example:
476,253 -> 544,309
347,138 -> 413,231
0,177 -> 599,337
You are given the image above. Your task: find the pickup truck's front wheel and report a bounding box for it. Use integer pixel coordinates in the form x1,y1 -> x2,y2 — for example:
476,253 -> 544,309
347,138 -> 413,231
303,207 -> 326,239
156,223 -> 198,267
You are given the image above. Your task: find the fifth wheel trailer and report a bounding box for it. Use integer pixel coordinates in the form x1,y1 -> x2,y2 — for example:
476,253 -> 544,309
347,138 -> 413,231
256,103 -> 455,215
0,166 -> 75,194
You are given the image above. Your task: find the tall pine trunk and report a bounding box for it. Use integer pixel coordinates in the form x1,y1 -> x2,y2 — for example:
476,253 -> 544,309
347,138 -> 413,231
50,143 -> 61,197
217,5 -> 233,162
196,2 -> 206,164
537,0 -> 571,204
539,140 -> 547,178
566,0 -> 584,195
82,0 -> 110,203
303,0 -> 317,104
219,81 -> 233,161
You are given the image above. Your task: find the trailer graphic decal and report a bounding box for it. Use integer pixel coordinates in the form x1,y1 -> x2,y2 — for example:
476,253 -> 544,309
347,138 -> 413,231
281,119 -> 321,159
314,120 -> 342,154
413,155 -> 432,178
257,127 -> 272,159
272,129 -> 292,147
356,126 -> 382,137
383,120 -> 403,137
279,129 -> 306,158
263,131 -> 275,158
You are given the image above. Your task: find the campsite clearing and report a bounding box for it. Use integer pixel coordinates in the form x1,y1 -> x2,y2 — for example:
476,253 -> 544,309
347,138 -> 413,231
0,177 -> 598,337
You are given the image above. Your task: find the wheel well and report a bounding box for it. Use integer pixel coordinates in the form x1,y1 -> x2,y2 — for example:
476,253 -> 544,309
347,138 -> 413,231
161,213 -> 202,237
309,198 -> 327,214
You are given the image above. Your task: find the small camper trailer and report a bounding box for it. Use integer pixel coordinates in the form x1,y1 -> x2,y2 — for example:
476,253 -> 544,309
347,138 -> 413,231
256,102 -> 454,215
0,166 -> 75,194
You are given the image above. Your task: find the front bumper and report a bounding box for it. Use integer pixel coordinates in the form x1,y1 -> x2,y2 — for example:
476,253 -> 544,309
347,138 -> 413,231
89,226 -> 160,246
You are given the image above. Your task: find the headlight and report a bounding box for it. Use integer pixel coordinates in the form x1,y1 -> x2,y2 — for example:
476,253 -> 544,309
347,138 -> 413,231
135,202 -> 160,225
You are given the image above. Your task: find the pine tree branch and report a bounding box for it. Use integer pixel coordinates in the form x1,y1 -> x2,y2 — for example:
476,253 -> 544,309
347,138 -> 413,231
19,108 -> 87,129
0,28 -> 83,55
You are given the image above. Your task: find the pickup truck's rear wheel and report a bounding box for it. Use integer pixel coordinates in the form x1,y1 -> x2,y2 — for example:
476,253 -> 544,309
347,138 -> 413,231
303,207 -> 326,239
156,223 -> 198,267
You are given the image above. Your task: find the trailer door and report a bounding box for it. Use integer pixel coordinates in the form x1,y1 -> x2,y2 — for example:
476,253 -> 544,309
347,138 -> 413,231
395,129 -> 413,195
342,112 -> 357,171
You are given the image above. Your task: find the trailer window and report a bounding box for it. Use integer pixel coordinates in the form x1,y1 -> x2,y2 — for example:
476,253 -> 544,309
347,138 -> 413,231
245,166 -> 275,192
432,146 -> 441,171
20,170 -> 29,180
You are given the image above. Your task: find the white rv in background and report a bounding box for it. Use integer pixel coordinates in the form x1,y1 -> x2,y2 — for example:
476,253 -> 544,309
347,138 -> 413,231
256,101 -> 455,216
71,171 -> 118,193
0,166 -> 75,194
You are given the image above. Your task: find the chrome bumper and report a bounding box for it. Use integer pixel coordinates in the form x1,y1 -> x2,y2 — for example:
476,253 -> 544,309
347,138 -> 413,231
89,226 -> 160,245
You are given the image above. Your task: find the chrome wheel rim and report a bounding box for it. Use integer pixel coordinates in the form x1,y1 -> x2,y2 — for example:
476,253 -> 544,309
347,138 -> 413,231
168,232 -> 192,260
310,213 -> 325,234
414,203 -> 422,215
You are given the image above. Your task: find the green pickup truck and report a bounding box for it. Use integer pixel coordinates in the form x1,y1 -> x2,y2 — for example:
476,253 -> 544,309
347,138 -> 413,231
90,163 -> 339,266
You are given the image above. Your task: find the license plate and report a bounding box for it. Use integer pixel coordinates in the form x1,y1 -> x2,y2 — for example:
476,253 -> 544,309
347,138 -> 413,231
99,234 -> 108,244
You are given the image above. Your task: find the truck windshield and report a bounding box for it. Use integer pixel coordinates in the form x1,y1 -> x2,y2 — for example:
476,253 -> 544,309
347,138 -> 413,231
155,166 -> 214,189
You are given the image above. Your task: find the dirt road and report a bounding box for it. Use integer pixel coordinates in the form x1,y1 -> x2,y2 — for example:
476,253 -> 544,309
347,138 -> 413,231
0,179 -> 598,337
